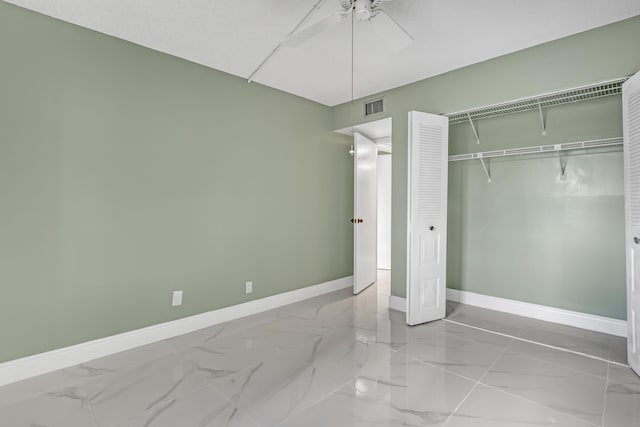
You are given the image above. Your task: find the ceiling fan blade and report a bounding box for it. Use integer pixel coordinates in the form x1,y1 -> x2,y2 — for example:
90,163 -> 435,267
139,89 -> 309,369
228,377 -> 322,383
370,10 -> 413,51
371,0 -> 391,9
282,12 -> 347,47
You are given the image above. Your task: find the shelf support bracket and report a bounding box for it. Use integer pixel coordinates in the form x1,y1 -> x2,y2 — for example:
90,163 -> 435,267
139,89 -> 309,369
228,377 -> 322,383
478,154 -> 491,183
538,101 -> 547,136
467,113 -> 480,144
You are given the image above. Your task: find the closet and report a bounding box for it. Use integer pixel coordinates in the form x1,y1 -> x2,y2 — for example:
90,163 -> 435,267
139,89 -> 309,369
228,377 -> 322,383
434,75 -> 640,372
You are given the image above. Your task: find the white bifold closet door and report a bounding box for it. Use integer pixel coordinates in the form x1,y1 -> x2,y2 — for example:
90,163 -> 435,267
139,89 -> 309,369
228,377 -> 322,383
623,71 -> 640,376
354,132 -> 378,294
407,111 -> 449,326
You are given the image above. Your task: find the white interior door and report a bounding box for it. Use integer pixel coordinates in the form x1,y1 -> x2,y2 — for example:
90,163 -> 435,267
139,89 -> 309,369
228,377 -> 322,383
406,111 -> 449,326
623,71 -> 640,375
354,133 -> 378,294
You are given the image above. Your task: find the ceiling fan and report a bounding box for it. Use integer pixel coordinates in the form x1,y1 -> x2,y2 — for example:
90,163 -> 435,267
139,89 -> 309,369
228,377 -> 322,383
248,0 -> 413,82
283,0 -> 413,48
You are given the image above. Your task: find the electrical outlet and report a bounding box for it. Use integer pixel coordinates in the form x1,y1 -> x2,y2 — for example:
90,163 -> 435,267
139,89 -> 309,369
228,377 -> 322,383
172,291 -> 183,306
245,281 -> 253,294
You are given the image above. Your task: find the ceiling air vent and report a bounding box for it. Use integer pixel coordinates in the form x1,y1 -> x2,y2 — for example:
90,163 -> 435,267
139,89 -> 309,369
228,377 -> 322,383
364,98 -> 384,117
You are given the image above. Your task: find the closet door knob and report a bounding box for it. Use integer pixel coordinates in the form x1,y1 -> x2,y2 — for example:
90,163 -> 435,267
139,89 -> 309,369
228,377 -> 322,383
429,226 -> 435,231
634,237 -> 640,245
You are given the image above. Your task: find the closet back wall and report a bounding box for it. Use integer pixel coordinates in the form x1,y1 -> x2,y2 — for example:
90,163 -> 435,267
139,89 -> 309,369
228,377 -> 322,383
0,2 -> 353,363
448,97 -> 625,319
332,15 -> 640,320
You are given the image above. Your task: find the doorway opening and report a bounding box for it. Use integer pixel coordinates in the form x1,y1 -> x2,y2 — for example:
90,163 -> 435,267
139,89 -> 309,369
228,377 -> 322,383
335,118 -> 392,296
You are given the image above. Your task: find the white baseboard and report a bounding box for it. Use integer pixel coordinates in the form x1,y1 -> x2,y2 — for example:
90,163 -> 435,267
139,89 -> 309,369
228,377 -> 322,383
446,289 -> 627,337
0,276 -> 353,387
384,289 -> 626,337
389,295 -> 407,312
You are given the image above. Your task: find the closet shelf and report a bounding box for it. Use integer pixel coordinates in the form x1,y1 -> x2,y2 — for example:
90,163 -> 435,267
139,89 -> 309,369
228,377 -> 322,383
445,78 -> 628,125
448,137 -> 623,162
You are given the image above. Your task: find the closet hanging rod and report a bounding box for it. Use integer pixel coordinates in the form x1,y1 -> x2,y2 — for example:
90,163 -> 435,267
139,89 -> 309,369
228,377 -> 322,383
445,77 -> 628,125
448,137 -> 623,162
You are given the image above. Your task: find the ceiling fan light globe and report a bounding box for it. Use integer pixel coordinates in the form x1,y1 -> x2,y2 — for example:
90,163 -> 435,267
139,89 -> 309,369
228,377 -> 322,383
354,0 -> 372,21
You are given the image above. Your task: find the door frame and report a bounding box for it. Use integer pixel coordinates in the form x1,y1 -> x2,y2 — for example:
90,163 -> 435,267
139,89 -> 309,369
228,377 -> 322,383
335,118 -> 393,296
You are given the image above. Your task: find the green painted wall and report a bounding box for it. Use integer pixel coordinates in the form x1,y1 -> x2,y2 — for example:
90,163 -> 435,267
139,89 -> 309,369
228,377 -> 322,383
0,2 -> 353,362
447,98 -> 625,319
333,16 -> 640,320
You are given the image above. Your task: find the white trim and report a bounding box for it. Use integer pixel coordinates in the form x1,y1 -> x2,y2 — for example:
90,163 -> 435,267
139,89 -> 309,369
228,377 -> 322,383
0,276 -> 353,387
446,289 -> 627,337
386,290 -> 627,337
389,295 -> 407,312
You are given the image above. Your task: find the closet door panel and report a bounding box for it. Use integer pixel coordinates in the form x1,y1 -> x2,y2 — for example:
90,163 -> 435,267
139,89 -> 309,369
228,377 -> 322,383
407,111 -> 449,326
623,71 -> 640,375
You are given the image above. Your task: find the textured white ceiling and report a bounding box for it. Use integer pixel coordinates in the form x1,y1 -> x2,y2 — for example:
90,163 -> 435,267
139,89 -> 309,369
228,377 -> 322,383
5,0 -> 640,106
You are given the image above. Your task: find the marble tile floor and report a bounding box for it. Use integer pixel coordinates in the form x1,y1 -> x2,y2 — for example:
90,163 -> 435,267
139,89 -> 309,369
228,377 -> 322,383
0,271 -> 638,426
445,301 -> 628,364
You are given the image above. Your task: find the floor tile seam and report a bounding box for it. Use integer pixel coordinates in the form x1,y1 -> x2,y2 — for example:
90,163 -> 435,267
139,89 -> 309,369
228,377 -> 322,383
439,382 -> 481,427
475,342 -> 510,386
513,322 -> 613,339
387,342 -> 408,355
475,381 -> 603,427
445,319 -> 614,380
606,338 -> 615,362
380,342 -> 405,354
441,346 -> 506,426
479,346 -> 609,425
497,348 -> 611,381
447,310 -> 529,328
604,375 -> 640,389
366,340 -> 406,355
601,362 -> 610,427
444,319 -> 628,368
515,330 -> 613,354
466,314 -> 614,347
395,346 -> 483,384
418,321 -> 513,352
